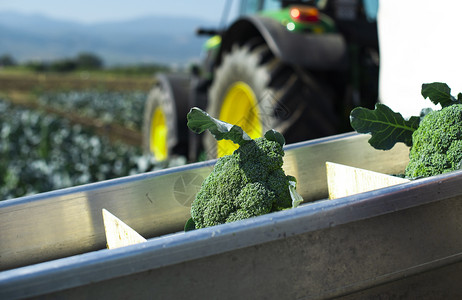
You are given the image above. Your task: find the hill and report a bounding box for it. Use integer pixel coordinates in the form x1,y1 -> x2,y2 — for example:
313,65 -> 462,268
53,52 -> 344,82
0,11 -> 216,66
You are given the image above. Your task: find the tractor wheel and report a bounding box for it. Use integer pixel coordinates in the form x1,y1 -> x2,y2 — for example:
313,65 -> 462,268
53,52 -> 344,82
142,74 -> 189,161
206,38 -> 339,158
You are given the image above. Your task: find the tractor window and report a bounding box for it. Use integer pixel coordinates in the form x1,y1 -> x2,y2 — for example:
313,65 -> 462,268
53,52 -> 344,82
363,0 -> 378,22
239,0 -> 283,15
262,0 -> 282,11
239,0 -> 263,15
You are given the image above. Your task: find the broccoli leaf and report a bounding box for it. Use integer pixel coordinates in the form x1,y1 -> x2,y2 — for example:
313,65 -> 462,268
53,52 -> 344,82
264,129 -> 285,146
187,107 -> 252,146
350,103 -> 420,150
421,82 -> 461,107
288,177 -> 303,208
184,218 -> 196,231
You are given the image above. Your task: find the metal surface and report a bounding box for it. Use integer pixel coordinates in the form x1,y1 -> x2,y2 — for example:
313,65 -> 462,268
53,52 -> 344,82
0,162 -> 207,271
5,132 -> 460,299
0,132 -> 408,271
16,178 -> 462,299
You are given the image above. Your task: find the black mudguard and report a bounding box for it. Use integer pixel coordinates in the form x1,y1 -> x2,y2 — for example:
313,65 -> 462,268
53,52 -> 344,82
218,15 -> 348,71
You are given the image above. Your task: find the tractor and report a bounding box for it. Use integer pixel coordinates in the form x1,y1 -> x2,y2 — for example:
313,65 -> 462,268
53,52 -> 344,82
142,0 -> 379,161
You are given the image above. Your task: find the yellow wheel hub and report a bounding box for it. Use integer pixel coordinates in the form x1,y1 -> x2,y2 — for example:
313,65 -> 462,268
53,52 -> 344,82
218,82 -> 262,157
150,107 -> 168,161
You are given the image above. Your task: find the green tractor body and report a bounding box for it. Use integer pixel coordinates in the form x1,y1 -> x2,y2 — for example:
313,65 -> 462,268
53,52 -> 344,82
143,0 -> 379,161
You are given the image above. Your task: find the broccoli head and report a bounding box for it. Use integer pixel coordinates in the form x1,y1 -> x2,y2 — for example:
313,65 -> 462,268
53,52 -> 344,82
405,104 -> 462,178
186,107 -> 302,230
191,137 -> 294,229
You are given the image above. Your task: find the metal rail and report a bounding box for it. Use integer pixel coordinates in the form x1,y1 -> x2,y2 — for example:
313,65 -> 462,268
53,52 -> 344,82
3,132 -> 460,299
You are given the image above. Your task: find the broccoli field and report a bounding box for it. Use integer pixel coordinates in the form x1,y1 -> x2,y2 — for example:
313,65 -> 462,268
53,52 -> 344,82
37,90 -> 147,131
0,92 -> 184,201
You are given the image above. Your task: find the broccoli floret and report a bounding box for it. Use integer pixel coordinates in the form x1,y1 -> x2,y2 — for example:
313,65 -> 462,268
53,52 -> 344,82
190,137 -> 294,229
405,104 -> 462,178
185,107 -> 301,230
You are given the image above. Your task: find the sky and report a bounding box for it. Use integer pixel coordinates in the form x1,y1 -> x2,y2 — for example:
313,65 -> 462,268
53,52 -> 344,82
378,0 -> 462,117
0,0 -> 238,24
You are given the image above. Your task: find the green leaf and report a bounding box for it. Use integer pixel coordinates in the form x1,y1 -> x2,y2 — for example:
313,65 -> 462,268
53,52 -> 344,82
421,82 -> 460,107
264,129 -> 285,146
288,177 -> 303,208
187,107 -> 252,146
184,218 -> 196,231
350,103 -> 420,150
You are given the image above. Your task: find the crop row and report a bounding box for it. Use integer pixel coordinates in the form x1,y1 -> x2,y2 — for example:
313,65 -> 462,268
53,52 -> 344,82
37,90 -> 147,131
0,99 -> 184,200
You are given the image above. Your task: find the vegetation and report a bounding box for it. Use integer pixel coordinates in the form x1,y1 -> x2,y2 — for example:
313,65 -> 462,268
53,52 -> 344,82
37,90 -> 147,131
23,53 -> 103,73
0,54 -> 179,201
405,104 -> 462,178
0,99 -> 184,200
0,54 -> 16,67
1,52 -> 169,76
350,82 -> 462,179
185,108 -> 302,230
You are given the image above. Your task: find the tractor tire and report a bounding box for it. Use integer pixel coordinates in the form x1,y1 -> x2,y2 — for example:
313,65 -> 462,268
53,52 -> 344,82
142,74 -> 189,161
206,38 -> 339,158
